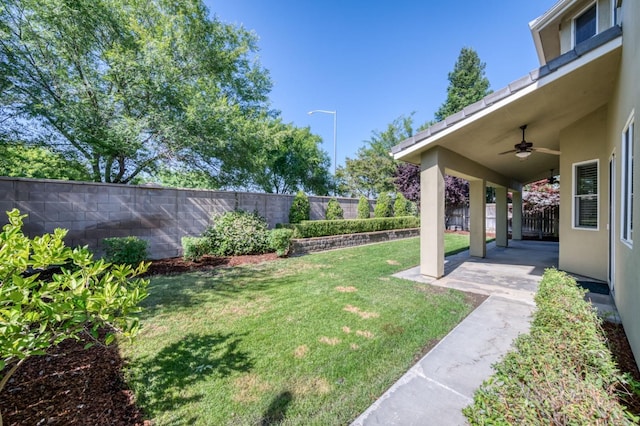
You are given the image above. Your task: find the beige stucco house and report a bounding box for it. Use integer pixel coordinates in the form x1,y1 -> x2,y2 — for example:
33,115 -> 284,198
392,0 -> 640,365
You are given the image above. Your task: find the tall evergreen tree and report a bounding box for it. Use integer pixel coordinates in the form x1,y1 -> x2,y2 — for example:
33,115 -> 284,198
434,47 -> 491,122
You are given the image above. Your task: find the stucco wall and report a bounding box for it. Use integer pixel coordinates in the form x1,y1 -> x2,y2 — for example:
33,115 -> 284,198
606,0 -> 640,367
558,106 -> 609,281
0,177 -> 371,259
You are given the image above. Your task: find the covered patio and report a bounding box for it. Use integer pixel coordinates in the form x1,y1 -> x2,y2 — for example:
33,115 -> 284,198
391,26 -> 622,281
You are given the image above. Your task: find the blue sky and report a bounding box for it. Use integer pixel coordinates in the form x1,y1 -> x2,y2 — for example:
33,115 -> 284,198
205,1 -> 558,169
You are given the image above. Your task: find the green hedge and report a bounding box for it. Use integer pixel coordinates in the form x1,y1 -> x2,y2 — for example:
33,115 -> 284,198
284,216 -> 419,238
463,268 -> 636,425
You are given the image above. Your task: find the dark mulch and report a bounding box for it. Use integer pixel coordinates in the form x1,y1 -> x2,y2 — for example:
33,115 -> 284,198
2,253 -> 640,424
603,321 -> 640,416
141,252 -> 279,277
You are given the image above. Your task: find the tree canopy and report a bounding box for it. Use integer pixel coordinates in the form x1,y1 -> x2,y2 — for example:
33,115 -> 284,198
0,0 -> 274,184
0,142 -> 92,181
336,115 -> 413,198
434,47 -> 491,122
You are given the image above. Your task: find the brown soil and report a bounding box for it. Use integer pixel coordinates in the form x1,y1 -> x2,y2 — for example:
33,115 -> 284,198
2,254 -> 639,424
603,321 -> 640,416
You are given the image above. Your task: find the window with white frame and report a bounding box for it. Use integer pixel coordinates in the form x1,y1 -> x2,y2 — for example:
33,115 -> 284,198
574,3 -> 597,45
574,160 -> 599,229
622,115 -> 634,245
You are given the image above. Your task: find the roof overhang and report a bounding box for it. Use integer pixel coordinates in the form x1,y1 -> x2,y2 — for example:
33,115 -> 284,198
529,0 -> 577,65
393,31 -> 621,185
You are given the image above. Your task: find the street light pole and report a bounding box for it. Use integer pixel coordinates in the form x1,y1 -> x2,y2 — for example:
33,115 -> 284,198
308,109 -> 337,178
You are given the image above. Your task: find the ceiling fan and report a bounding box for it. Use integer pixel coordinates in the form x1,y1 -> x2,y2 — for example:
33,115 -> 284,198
499,125 -> 561,158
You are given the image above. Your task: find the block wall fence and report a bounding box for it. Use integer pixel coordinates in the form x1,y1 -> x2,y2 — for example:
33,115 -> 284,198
0,177 -> 374,259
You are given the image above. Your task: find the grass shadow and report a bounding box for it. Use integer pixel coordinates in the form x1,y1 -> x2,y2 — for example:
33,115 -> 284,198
127,332 -> 253,422
261,391 -> 293,425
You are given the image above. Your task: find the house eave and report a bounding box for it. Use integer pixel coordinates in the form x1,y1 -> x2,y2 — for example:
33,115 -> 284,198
394,28 -> 622,169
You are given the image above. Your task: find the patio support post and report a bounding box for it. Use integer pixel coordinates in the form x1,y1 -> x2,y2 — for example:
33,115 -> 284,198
512,191 -> 523,240
495,186 -> 508,247
420,149 -> 445,278
469,178 -> 486,258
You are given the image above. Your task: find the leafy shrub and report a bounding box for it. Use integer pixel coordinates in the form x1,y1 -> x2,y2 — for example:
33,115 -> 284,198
325,198 -> 344,220
374,192 -> 393,218
269,228 -> 294,257
290,216 -> 419,238
0,209 -> 149,420
393,193 -> 410,217
289,191 -> 310,223
464,269 -> 635,425
203,210 -> 270,256
103,236 -> 148,265
357,196 -> 370,219
181,236 -> 211,261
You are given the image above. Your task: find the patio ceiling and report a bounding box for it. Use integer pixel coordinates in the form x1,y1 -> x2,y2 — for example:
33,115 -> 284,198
395,36 -> 622,185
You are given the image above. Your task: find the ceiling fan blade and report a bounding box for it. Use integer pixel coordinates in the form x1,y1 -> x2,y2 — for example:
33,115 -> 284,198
533,147 -> 561,155
498,149 -> 517,155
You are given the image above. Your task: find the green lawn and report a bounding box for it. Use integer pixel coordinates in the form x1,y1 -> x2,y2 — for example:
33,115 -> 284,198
121,235 -> 474,425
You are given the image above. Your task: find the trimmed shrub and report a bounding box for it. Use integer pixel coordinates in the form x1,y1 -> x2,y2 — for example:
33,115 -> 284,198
181,236 -> 211,261
393,193 -> 410,217
289,191 -> 310,223
357,196 -> 370,219
290,216 -> 419,238
325,198 -> 344,220
203,210 -> 270,256
269,228 -> 294,257
374,192 -> 393,218
103,236 -> 148,265
463,268 -> 635,425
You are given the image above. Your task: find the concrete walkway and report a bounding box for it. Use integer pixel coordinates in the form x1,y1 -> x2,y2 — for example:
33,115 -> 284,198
351,240 -> 558,426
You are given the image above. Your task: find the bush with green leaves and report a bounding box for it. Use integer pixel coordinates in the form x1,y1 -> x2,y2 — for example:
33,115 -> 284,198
357,196 -> 370,219
102,236 -> 148,265
203,210 -> 271,256
289,191 -> 310,223
374,192 -> 393,218
290,216 -> 419,238
181,236 -> 212,261
269,228 -> 294,257
325,198 -> 344,220
0,209 -> 149,424
393,193 -> 410,217
464,268 -> 636,424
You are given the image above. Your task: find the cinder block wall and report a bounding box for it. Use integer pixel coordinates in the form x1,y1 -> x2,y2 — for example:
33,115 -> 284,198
0,177 -> 371,259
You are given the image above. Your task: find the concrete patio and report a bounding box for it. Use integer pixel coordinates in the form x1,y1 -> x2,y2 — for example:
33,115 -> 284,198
352,239 -> 617,425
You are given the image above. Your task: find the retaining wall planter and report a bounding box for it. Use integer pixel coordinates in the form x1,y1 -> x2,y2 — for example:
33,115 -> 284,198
289,228 -> 420,256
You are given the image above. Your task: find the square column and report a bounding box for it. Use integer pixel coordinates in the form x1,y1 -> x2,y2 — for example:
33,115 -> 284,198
420,150 -> 445,278
495,186 -> 508,247
469,179 -> 486,258
511,191 -> 523,240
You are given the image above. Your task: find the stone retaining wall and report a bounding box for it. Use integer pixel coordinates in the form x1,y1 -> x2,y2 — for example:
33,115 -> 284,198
0,177 -> 373,259
289,228 -> 420,256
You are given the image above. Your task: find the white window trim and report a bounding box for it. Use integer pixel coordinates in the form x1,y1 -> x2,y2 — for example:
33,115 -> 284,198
572,159 -> 600,231
572,1 -> 598,48
621,110 -> 634,248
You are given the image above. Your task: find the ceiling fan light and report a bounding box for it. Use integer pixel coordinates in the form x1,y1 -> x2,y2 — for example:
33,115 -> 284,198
515,150 -> 531,158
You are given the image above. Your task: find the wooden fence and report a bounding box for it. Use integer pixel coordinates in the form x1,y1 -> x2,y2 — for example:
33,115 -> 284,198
447,204 -> 559,239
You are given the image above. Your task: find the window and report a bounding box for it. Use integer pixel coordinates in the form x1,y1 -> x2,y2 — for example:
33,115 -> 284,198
574,160 -> 599,229
575,4 -> 597,45
622,114 -> 634,245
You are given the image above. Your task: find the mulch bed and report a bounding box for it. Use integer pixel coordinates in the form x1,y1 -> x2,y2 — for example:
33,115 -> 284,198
2,254 -> 640,424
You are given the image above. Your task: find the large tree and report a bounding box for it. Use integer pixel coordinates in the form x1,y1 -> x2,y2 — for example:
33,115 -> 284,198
337,115 -> 413,198
242,120 -> 332,195
434,47 -> 491,122
0,0 -> 272,184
